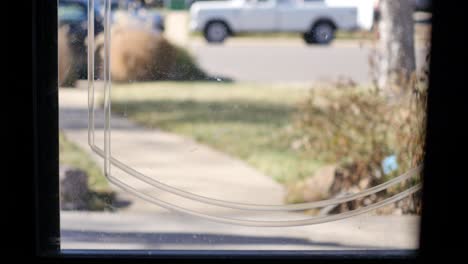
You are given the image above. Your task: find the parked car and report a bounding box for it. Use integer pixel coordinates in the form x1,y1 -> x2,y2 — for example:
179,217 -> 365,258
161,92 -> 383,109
414,0 -> 431,12
59,0 -> 104,80
100,0 -> 165,31
189,0 -> 360,44
58,0 -> 164,82
131,8 -> 165,32
59,0 -> 104,39
187,0 -> 221,8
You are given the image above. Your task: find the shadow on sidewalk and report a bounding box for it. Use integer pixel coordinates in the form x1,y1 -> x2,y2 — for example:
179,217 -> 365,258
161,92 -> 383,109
61,229 -> 385,249
59,107 -> 138,131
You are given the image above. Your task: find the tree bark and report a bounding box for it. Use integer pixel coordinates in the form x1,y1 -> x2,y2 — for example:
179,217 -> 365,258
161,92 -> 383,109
378,0 -> 416,92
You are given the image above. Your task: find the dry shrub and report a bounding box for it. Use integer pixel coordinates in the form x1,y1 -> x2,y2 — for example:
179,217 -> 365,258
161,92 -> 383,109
289,83 -> 427,214
58,25 -> 75,86
171,45 -> 208,81
294,86 -> 426,170
97,26 -> 206,82
287,28 -> 431,214
108,27 -> 176,81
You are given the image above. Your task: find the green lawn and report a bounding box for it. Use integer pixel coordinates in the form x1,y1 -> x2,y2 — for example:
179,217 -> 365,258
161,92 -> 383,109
108,81 -> 424,211
110,82 -> 323,183
59,132 -> 115,210
59,132 -> 108,191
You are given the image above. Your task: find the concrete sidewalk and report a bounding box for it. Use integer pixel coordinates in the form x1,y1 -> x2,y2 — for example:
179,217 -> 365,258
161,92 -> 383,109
59,87 -> 285,213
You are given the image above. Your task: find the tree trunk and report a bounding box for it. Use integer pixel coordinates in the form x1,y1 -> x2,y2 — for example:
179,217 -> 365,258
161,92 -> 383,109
378,0 -> 416,92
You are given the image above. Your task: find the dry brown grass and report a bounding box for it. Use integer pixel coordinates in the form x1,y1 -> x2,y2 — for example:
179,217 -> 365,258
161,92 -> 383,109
102,27 -> 177,82
286,84 -> 427,214
293,85 -> 426,178
96,26 -> 207,82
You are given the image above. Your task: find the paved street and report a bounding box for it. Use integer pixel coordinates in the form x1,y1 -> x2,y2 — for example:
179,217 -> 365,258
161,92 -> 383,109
189,39 -> 429,83
163,11 -> 431,84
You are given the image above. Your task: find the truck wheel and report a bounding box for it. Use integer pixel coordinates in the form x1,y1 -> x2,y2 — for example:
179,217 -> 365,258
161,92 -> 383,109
302,32 -> 315,44
308,22 -> 335,45
204,22 -> 229,43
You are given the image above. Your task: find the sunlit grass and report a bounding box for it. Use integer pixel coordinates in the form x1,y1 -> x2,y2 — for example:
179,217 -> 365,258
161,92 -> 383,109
59,132 -> 109,191
110,81 -> 322,183
59,132 -> 117,211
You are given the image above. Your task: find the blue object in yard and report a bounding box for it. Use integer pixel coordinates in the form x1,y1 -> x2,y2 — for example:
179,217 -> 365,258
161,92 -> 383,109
382,155 -> 399,175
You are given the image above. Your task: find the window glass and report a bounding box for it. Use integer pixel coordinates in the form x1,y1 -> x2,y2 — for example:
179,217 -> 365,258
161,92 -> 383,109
59,0 -> 430,251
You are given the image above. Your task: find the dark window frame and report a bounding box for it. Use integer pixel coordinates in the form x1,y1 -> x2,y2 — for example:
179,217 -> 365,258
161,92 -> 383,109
21,0 -> 466,262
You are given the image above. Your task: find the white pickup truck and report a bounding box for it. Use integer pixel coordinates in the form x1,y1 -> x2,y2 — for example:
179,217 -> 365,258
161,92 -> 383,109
190,0 -> 372,44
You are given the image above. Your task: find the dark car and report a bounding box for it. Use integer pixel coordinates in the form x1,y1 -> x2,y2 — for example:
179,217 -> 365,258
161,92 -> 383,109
59,0 -> 104,80
59,0 -> 104,42
414,0 -> 432,12
59,0 -> 165,84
